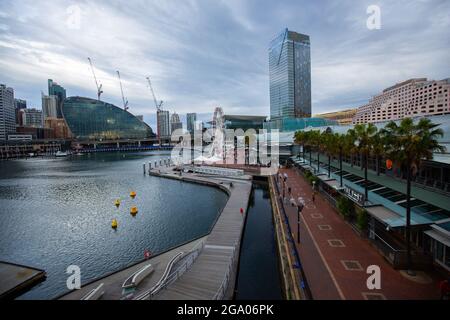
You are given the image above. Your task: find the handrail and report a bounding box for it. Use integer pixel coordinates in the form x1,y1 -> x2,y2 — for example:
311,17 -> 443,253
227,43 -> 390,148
122,263 -> 153,289
212,240 -> 239,300
134,241 -> 205,300
133,251 -> 184,300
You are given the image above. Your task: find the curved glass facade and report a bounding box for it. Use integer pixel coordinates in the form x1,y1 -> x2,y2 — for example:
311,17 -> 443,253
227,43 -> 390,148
62,97 -> 154,140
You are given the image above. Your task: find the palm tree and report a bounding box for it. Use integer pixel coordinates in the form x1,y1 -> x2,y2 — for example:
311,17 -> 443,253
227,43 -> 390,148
346,128 -> 357,167
371,131 -> 386,176
294,130 -> 307,161
354,123 -> 377,201
322,132 -> 338,178
309,130 -> 322,173
383,118 -> 445,272
335,133 -> 348,187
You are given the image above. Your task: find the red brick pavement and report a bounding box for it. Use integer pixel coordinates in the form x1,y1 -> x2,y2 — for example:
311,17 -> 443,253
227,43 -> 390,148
278,167 -> 441,300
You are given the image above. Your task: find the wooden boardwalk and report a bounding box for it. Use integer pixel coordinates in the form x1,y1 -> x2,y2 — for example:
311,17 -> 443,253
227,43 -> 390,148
150,168 -> 252,300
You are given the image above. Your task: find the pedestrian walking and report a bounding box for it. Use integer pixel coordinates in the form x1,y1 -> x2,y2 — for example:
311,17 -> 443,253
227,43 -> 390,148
288,186 -> 292,195
290,197 -> 296,207
312,190 -> 317,203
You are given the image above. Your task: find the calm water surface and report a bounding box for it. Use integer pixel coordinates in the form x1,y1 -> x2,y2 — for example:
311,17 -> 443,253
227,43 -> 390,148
235,182 -> 282,300
0,151 -> 227,299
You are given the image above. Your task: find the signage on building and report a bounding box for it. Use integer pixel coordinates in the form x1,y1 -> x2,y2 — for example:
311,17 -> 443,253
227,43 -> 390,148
344,184 -> 365,205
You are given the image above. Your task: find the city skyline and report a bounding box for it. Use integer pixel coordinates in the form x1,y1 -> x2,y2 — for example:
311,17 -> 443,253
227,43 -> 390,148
1,0 -> 449,128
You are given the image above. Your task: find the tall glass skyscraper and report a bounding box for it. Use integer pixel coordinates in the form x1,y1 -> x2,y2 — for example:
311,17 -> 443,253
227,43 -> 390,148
187,113 -> 197,134
269,28 -> 311,120
48,79 -> 66,118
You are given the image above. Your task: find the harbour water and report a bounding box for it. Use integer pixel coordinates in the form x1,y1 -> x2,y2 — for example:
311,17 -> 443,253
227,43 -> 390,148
0,151 -> 228,299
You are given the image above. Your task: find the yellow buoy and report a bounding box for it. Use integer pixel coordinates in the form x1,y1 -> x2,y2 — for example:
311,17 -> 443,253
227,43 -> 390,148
114,199 -> 121,207
111,219 -> 118,229
130,191 -> 137,199
130,206 -> 138,216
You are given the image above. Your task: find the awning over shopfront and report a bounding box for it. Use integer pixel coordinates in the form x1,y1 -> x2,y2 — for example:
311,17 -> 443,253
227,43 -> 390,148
366,205 -> 424,228
424,229 -> 450,247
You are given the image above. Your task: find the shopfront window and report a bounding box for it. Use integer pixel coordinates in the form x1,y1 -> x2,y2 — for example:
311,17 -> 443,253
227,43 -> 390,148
445,245 -> 450,267
435,241 -> 444,262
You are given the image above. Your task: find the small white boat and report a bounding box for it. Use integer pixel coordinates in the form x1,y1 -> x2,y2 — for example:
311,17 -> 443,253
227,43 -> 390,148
55,151 -> 69,157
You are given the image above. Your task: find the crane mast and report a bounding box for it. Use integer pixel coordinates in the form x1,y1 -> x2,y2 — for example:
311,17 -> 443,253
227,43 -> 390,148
116,71 -> 129,111
146,76 -> 163,111
87,57 -> 103,100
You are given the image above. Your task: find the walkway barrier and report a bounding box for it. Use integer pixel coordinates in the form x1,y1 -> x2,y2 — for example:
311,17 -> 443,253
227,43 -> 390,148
134,241 -> 205,300
185,166 -> 244,177
212,240 -> 239,300
273,176 -> 312,300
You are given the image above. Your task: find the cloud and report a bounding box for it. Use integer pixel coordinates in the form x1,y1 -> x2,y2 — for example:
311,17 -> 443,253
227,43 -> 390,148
0,0 -> 449,129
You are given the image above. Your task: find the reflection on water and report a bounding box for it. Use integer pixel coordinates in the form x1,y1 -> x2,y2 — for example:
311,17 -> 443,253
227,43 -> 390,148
0,151 -> 227,299
235,182 -> 282,300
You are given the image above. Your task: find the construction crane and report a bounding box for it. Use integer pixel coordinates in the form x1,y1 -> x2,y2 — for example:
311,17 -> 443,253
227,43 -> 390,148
87,57 -> 103,100
116,71 -> 129,111
146,76 -> 163,111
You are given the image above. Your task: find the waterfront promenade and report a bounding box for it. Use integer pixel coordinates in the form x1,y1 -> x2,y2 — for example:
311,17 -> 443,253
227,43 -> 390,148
149,167 -> 252,299
60,237 -> 206,300
60,166 -> 252,300
276,167 -> 442,300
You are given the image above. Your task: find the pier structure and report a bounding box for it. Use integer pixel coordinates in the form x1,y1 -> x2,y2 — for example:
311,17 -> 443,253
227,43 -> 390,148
60,165 -> 252,300
0,261 -> 46,299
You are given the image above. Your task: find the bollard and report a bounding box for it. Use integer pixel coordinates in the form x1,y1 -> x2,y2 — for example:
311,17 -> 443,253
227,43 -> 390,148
143,163 -> 146,175
155,161 -> 157,168
148,161 -> 152,174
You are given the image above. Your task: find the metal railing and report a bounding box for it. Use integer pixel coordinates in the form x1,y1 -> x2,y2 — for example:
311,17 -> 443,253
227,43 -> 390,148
134,241 -> 205,300
212,240 -> 239,300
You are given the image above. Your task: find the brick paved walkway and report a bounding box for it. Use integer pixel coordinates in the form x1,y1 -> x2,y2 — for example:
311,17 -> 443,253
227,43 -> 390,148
277,167 -> 441,300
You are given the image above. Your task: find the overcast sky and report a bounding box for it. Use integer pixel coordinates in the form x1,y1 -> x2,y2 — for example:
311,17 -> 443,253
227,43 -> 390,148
0,0 -> 449,129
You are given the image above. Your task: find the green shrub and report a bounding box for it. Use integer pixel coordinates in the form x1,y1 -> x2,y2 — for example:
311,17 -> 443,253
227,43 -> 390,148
356,207 -> 369,231
337,196 -> 353,219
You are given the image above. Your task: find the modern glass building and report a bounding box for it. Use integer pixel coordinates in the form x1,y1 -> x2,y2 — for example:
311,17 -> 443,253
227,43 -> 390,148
48,79 -> 66,118
157,109 -> 170,139
62,96 -> 154,140
269,28 -> 311,120
187,113 -> 197,134
263,117 -> 337,132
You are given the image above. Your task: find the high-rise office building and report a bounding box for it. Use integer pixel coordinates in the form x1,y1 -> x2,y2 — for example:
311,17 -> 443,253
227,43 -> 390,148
0,84 -> 16,141
187,113 -> 197,134
170,112 -> 182,133
269,28 -> 311,120
14,98 -> 27,125
48,79 -> 66,118
42,93 -> 58,118
20,108 -> 43,128
157,109 -> 170,139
